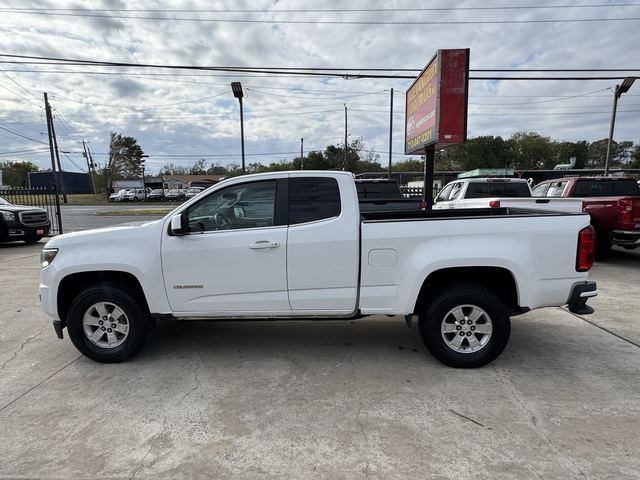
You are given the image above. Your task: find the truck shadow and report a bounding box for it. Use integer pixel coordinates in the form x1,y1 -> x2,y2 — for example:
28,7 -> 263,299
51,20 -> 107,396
600,246 -> 640,265
132,314 -> 614,373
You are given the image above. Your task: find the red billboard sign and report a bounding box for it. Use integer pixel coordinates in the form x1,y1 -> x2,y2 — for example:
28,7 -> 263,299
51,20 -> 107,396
404,49 -> 469,154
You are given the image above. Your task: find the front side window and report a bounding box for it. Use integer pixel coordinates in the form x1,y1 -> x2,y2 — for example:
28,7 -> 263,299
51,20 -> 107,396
448,183 -> 463,200
547,181 -> 568,197
186,180 -> 277,232
289,177 -> 341,224
531,183 -> 550,197
435,184 -> 453,202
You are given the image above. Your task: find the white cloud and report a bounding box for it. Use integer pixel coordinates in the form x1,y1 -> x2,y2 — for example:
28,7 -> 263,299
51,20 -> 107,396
0,0 -> 638,173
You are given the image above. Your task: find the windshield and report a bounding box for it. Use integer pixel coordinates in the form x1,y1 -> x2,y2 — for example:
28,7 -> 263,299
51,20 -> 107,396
0,196 -> 10,205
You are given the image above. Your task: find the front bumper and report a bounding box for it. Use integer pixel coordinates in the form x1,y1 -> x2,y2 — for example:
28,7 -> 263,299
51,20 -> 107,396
611,229 -> 640,246
0,223 -> 50,243
566,281 -> 597,315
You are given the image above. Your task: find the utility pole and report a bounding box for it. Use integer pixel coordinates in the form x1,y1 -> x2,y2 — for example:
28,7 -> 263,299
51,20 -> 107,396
344,104 -> 348,171
300,137 -> 304,170
388,88 -> 394,180
44,92 -> 63,234
87,146 -> 99,193
48,107 -> 67,203
605,78 -> 636,176
82,140 -> 96,193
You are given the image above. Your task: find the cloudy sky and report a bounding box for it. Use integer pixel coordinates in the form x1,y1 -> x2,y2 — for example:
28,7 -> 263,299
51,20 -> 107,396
0,0 -> 639,174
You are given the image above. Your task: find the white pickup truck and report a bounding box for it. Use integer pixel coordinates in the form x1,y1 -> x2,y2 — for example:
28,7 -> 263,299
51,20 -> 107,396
39,171 -> 597,368
433,178 -> 583,212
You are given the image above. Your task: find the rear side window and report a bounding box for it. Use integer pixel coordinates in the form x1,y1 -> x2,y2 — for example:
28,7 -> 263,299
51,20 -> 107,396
465,182 -> 531,198
357,182 -> 401,199
289,177 -> 341,224
573,180 -> 640,197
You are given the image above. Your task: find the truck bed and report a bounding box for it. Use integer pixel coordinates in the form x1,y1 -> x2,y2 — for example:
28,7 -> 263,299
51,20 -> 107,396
358,206 -> 591,316
360,206 -> 585,222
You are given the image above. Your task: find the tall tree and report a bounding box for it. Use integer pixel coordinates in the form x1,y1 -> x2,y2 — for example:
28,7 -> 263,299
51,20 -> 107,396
0,160 -> 39,187
553,141 -> 589,169
507,132 -> 554,170
107,132 -> 145,179
628,145 -> 640,168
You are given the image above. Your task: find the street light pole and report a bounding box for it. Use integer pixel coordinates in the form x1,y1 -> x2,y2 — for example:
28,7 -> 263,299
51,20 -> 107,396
344,104 -> 348,171
141,154 -> 149,198
605,77 -> 635,176
231,82 -> 246,173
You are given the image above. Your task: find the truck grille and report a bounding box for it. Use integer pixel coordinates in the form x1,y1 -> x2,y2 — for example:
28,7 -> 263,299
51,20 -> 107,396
18,211 -> 49,225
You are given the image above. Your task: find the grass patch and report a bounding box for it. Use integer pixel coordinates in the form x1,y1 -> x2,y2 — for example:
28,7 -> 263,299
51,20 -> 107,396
64,194 -> 109,205
95,209 -> 173,216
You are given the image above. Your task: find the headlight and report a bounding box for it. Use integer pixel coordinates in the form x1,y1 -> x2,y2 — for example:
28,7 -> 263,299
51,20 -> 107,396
41,248 -> 58,268
0,211 -> 16,222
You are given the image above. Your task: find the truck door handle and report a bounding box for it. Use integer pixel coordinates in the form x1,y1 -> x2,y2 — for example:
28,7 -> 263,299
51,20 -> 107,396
248,241 -> 280,249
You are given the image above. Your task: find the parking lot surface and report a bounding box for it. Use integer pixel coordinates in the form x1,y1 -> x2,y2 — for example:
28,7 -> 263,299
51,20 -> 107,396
0,241 -> 639,479
60,204 -> 169,231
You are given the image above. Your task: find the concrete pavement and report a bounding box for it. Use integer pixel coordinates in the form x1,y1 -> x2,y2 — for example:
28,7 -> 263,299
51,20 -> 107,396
0,241 -> 639,479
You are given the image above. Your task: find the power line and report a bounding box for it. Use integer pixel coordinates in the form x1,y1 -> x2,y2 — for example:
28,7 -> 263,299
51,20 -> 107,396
48,91 -> 230,109
88,150 -> 303,158
0,147 -> 49,156
0,55 -> 637,80
0,66 -> 34,95
0,124 -> 48,144
2,4 -> 640,13
0,81 -> 43,107
1,55 -> 639,73
0,9 -> 639,24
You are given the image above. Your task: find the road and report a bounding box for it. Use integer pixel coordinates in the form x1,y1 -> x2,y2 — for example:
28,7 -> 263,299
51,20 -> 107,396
60,204 -> 171,232
0,242 -> 639,479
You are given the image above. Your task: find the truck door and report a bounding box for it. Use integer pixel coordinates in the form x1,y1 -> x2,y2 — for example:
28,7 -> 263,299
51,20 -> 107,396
286,175 -> 360,313
162,179 -> 290,314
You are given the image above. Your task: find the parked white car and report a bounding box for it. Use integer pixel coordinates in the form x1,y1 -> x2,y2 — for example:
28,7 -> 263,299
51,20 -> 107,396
433,178 -> 583,212
40,171 -> 597,367
108,189 -> 131,202
184,187 -> 204,198
123,188 -> 147,201
164,189 -> 185,201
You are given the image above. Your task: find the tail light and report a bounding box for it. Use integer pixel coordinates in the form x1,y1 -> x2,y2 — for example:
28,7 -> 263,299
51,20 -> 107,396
420,198 -> 427,210
489,200 -> 501,208
576,225 -> 595,272
618,198 -> 635,225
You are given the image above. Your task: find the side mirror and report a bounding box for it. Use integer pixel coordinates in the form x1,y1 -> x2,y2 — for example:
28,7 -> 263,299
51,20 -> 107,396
170,213 -> 185,236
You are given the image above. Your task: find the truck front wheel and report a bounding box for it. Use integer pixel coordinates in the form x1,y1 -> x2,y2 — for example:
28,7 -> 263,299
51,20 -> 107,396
66,285 -> 150,363
419,284 -> 511,368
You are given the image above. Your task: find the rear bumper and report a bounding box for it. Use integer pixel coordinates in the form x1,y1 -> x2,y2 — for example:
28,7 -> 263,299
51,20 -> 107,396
611,229 -> 640,246
567,281 -> 597,315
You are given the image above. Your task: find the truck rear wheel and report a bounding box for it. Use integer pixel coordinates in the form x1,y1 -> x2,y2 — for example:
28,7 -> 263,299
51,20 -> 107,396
66,284 -> 150,363
418,284 -> 510,368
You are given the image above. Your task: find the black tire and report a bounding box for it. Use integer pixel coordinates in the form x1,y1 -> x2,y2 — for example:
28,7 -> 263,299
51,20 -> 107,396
66,284 -> 150,363
418,283 -> 511,368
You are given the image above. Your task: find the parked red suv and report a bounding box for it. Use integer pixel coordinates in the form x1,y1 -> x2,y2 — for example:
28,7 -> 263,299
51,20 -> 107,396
532,177 -> 640,253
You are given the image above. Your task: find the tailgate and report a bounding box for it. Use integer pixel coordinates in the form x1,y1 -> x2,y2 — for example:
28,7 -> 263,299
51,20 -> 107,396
497,198 -> 584,212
